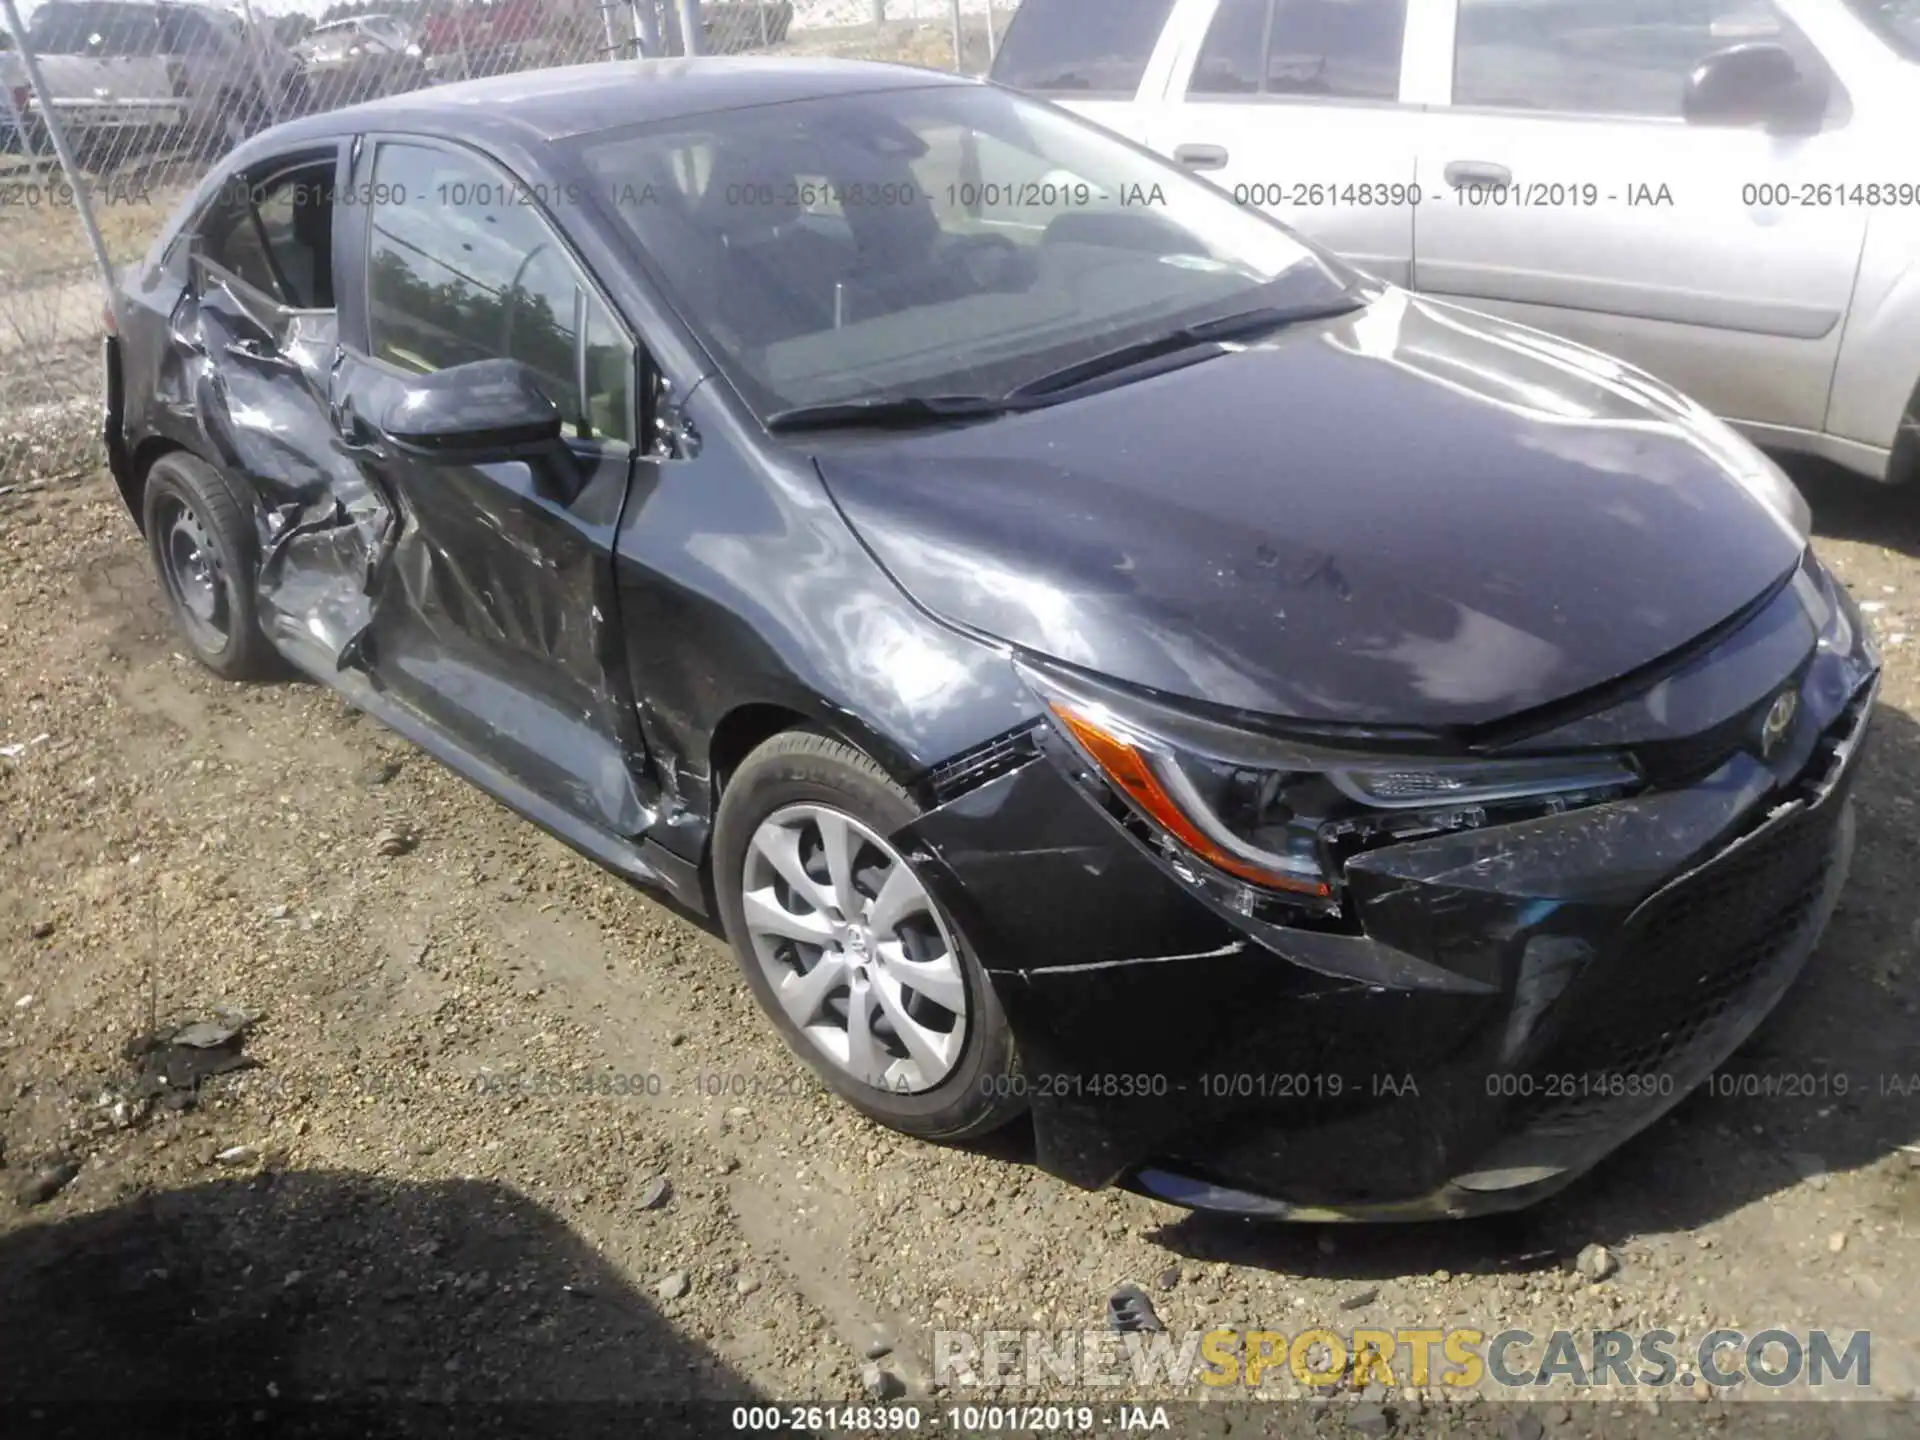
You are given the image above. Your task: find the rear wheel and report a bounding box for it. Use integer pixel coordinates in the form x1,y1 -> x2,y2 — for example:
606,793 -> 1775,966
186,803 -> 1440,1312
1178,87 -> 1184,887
713,730 -> 1024,1140
143,452 -> 277,681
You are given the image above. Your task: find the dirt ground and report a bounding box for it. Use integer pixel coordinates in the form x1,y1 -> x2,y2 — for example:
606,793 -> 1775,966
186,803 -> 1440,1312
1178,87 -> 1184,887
2,460 -> 1918,1437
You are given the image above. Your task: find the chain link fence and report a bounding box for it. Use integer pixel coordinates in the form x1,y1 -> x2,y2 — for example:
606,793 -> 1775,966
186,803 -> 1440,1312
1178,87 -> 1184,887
0,0 -> 1020,492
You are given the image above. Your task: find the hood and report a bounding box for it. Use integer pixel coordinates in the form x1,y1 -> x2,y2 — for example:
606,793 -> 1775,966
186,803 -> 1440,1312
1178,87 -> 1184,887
812,290 -> 1807,729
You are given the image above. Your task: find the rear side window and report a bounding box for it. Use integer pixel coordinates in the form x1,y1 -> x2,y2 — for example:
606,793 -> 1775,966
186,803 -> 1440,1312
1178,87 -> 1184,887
1191,0 -> 1408,100
990,0 -> 1177,96
193,159 -> 334,309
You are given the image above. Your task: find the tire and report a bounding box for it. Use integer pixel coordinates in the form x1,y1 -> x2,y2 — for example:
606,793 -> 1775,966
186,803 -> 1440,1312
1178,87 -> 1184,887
142,452 -> 278,682
713,729 -> 1025,1140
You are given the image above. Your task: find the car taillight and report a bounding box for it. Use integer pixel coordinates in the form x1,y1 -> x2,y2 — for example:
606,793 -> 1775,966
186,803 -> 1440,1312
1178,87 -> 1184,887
102,302 -> 117,337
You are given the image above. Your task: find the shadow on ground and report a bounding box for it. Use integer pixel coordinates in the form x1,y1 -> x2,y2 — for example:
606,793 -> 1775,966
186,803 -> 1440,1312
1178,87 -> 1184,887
0,1170 -> 757,1436
1796,456 -> 1920,560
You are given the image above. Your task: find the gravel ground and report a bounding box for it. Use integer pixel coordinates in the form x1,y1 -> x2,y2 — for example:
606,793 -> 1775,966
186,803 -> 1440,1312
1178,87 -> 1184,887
2,463 -> 1918,1438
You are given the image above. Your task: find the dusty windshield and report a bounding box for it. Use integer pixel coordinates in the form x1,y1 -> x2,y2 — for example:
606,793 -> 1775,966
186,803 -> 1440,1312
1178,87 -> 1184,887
577,82 -> 1359,418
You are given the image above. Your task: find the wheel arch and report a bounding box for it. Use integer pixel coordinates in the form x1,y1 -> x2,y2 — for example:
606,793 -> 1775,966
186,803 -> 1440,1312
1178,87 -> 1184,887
1826,228 -> 1920,478
703,697 -> 929,819
1890,372 -> 1920,487
118,435 -> 190,534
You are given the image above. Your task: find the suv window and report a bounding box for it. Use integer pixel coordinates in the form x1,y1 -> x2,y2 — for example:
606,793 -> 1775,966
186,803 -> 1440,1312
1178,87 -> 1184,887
196,157 -> 335,309
1454,0 -> 1835,119
365,143 -> 632,448
1192,0 -> 1408,100
990,0 -> 1177,96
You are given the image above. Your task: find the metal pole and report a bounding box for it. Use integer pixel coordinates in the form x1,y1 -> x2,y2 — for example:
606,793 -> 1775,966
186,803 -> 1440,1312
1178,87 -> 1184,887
635,0 -> 661,55
677,0 -> 703,53
985,1 -> 997,62
871,0 -> 885,28
601,0 -> 620,57
233,0 -> 282,123
453,5 -> 473,80
0,0 -> 119,315
948,0 -> 962,72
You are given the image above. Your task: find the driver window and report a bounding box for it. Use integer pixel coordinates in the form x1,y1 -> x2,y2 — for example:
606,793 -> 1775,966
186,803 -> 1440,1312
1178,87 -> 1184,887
365,142 -> 633,448
1452,0 -> 1834,120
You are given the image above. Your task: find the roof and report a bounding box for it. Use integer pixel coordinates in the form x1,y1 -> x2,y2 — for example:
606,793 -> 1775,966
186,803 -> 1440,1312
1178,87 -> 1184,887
264,57 -> 977,150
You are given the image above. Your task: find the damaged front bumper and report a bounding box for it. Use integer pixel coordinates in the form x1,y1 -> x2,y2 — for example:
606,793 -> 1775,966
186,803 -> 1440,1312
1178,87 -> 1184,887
896,558 -> 1879,1219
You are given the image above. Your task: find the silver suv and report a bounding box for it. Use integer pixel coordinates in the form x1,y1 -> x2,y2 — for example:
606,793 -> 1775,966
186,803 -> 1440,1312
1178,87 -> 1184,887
2,0 -> 305,164
993,0 -> 1920,485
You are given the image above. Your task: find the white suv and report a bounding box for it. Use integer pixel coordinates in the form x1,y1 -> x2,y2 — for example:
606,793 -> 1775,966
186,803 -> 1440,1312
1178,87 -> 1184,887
992,0 -> 1920,485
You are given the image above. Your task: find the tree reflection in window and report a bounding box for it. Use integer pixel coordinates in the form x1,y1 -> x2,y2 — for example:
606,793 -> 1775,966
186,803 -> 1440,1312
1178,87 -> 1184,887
366,143 -> 631,447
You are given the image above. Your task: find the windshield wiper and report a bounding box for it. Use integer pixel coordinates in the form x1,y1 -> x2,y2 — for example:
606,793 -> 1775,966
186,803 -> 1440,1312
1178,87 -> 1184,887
763,299 -> 1366,431
1003,299 -> 1366,402
764,393 -> 1021,433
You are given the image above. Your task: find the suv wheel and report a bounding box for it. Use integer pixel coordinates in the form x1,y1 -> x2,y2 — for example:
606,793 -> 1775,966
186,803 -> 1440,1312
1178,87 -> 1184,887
713,730 -> 1025,1140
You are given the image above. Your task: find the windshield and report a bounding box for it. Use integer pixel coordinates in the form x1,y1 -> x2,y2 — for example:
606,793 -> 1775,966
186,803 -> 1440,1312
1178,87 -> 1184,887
28,2 -> 159,55
576,83 -> 1361,420
1847,0 -> 1920,57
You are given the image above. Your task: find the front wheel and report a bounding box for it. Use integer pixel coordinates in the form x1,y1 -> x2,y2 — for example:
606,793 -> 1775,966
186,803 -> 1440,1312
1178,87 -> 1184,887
712,730 -> 1025,1140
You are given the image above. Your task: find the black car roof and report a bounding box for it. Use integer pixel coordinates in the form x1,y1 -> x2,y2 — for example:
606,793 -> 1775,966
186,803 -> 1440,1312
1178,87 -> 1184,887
262,57 -> 979,150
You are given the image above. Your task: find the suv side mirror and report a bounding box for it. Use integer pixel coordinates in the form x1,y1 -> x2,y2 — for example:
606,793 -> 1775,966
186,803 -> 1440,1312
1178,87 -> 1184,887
1682,42 -> 1828,133
380,358 -> 565,462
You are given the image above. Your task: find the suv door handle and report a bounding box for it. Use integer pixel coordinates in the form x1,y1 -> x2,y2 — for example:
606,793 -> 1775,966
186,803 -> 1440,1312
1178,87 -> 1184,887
1173,143 -> 1230,172
1444,160 -> 1513,190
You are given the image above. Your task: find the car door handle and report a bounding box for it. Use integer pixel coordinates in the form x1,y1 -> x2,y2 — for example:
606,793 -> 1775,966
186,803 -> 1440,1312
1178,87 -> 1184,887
1444,161 -> 1513,190
1173,143 -> 1230,172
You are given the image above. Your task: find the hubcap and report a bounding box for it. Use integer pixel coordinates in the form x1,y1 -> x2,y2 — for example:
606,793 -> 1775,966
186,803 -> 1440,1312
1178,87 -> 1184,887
741,803 -> 968,1094
156,497 -> 228,649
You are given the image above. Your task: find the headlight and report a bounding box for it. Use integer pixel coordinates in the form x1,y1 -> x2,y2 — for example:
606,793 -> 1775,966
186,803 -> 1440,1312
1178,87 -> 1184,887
1022,662 -> 1639,906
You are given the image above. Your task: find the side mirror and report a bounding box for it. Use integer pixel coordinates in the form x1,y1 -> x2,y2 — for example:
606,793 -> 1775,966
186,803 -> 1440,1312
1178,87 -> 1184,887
380,358 -> 565,463
1682,42 -> 1828,133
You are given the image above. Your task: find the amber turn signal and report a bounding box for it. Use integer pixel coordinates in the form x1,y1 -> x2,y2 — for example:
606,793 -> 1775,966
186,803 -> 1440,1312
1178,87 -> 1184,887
1049,701 -> 1331,898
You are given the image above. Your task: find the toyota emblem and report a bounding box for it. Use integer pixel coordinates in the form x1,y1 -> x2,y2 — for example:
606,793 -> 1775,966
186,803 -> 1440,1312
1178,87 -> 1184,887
1758,690 -> 1798,759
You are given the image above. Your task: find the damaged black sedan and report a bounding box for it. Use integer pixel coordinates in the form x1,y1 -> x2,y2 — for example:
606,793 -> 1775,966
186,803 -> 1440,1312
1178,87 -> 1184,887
105,58 -> 1879,1220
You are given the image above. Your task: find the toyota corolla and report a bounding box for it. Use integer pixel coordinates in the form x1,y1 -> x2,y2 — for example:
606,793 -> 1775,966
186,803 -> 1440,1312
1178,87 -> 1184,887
103,58 -> 1879,1219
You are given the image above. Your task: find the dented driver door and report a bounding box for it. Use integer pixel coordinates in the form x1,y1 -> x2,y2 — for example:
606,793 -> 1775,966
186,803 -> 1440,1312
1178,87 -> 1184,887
320,136 -> 654,838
